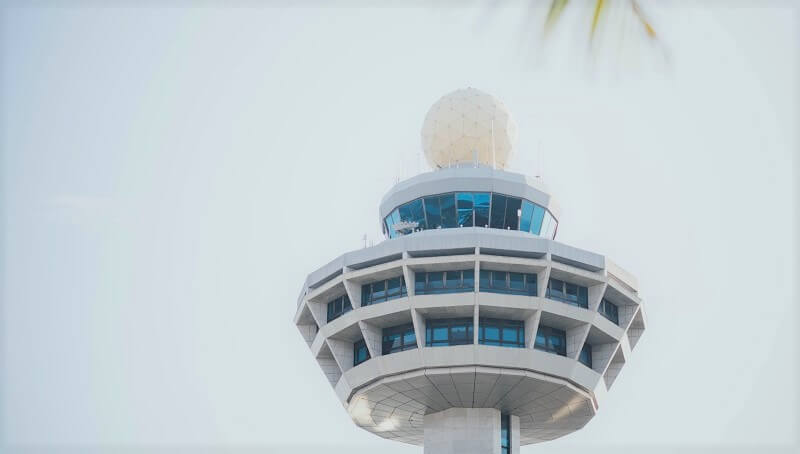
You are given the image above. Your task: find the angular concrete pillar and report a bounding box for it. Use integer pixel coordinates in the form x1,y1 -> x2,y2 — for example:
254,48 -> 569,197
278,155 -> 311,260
423,408 -> 519,454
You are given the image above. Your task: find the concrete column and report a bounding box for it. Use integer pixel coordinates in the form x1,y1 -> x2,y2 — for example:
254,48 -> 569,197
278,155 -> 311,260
424,408 -> 519,454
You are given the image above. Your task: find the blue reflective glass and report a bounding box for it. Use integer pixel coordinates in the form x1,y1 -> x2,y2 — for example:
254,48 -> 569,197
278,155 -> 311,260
520,200 -> 534,232
424,197 -> 442,228
433,326 -> 448,341
445,271 -> 460,288
463,269 -> 475,289
451,325 -> 469,343
490,194 -> 507,228
480,270 -> 490,289
385,209 -> 400,239
530,205 -> 545,235
535,325 -> 566,356
509,273 -> 524,290
502,327 -> 518,342
387,277 -> 402,297
480,319 -> 524,348
504,197 -> 522,230
439,194 -> 457,228
492,271 -> 507,288
429,271 -> 444,290
484,326 -> 500,341
415,272 -> 426,293
456,192 -> 474,227
579,343 -> 592,368
407,199 -> 426,230
403,331 -> 416,345
474,193 -> 490,227
372,282 -> 386,301
578,286 -> 588,307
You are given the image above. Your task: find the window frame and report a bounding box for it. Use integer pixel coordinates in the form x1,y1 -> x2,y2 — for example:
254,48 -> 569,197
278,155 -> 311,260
353,338 -> 370,366
415,269 -> 475,295
479,270 -> 537,296
362,276 -> 407,306
478,318 -> 525,348
534,325 -> 567,356
599,298 -> 620,325
546,278 -> 588,308
425,318 -> 475,347
326,294 -> 353,323
381,323 -> 417,355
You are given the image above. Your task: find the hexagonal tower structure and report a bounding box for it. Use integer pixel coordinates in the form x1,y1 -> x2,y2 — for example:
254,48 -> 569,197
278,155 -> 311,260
293,88 -> 646,454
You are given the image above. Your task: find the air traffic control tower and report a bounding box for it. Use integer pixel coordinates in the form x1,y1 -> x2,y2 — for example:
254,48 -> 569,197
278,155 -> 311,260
293,88 -> 646,454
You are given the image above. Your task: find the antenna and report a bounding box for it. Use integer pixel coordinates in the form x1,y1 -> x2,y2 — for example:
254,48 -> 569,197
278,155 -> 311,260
362,234 -> 367,249
491,119 -> 496,169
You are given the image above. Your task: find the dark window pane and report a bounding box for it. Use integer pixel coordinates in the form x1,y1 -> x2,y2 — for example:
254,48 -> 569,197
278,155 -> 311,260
446,271 -> 461,288
492,271 -> 507,288
504,197 -> 522,230
439,194 -> 457,228
579,343 -> 592,368
387,277 -> 402,298
490,194 -> 507,228
456,192 -> 474,227
429,271 -> 444,290
450,325 -> 468,343
408,199 -> 427,230
509,272 -> 524,290
463,269 -> 475,289
480,270 -> 490,289
535,332 -> 547,349
424,197 -> 442,229
372,282 -> 386,302
361,284 -> 370,306
474,193 -> 490,227
578,286 -> 588,307
415,272 -> 426,293
520,201 -> 534,232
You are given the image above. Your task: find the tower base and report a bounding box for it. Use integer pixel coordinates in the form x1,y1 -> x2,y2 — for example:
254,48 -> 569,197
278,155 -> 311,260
423,408 -> 520,454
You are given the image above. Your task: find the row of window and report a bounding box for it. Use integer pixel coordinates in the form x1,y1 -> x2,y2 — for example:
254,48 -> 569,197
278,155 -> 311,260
416,270 -> 474,295
330,275 -> 619,325
326,295 -> 352,322
349,319 -> 600,369
384,191 -> 558,240
361,277 -> 407,306
480,270 -> 537,296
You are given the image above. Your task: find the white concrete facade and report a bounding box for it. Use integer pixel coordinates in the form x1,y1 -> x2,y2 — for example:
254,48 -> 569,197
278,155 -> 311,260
294,167 -> 646,449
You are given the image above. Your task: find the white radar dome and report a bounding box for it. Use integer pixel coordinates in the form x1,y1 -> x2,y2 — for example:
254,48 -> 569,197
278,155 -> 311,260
421,87 -> 518,170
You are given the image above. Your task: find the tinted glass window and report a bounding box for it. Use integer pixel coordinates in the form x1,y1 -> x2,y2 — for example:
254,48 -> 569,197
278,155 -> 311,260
504,197 -> 522,230
426,318 -> 474,347
490,194 -> 507,228
474,193 -> 490,227
456,192 -> 474,227
479,318 -> 524,348
382,323 -> 417,355
424,197 -> 441,229
520,200 -> 534,232
509,272 -> 524,290
481,270 -> 537,296
530,204 -> 545,235
439,194 -> 457,228
534,325 -> 567,356
579,343 -> 592,368
354,339 -> 370,366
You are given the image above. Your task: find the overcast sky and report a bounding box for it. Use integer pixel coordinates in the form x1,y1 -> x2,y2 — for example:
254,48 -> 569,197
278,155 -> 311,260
1,2 -> 797,453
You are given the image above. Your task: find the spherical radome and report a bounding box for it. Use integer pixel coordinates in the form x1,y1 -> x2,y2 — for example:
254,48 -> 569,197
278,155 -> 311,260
421,88 -> 518,169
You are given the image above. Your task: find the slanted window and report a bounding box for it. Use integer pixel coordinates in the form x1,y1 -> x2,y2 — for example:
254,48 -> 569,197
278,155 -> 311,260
599,298 -> 619,325
353,338 -> 370,366
415,269 -> 475,295
479,270 -> 537,296
425,318 -> 474,346
578,343 -> 592,368
382,323 -> 417,355
489,193 -> 507,229
326,295 -> 352,322
362,277 -> 407,306
479,318 -> 525,348
474,192 -> 491,227
546,278 -> 588,308
534,325 -> 567,356
501,413 -> 510,454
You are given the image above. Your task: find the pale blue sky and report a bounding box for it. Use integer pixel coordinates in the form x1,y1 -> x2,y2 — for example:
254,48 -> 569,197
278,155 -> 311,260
1,2 -> 797,453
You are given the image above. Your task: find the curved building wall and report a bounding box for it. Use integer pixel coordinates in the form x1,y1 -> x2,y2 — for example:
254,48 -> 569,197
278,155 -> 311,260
379,166 -> 561,240
293,228 -> 646,446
